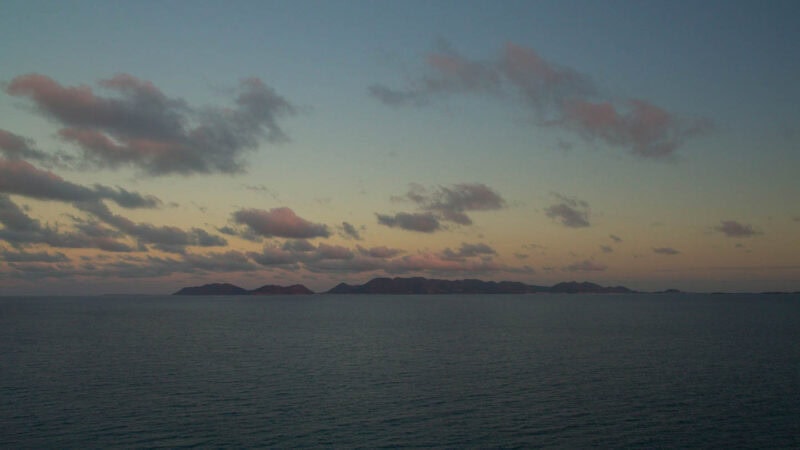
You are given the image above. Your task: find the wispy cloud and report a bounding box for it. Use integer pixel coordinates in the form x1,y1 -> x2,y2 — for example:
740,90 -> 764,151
563,259 -> 607,272
714,220 -> 761,238
356,245 -> 404,259
653,247 -> 680,255
339,221 -> 363,240
0,195 -> 135,252
0,129 -> 53,162
545,193 -> 590,228
378,182 -> 505,232
557,99 -> 712,159
440,242 -> 497,260
0,158 -> 160,208
76,200 -> 226,254
6,73 -> 295,175
0,248 -> 69,262
370,41 -> 710,159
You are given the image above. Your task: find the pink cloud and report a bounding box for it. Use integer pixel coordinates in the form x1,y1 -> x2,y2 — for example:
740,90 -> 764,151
559,98 -> 711,158
6,73 -> 294,175
233,207 -> 330,239
371,41 -> 710,159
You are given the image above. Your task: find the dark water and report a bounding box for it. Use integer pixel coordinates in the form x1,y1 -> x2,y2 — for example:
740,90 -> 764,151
1,294 -> 799,448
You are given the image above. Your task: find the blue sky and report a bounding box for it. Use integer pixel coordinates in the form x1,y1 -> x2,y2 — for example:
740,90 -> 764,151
1,0 -> 799,294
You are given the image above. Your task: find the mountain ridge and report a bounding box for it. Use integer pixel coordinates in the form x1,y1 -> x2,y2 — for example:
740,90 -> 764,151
173,277 -> 641,295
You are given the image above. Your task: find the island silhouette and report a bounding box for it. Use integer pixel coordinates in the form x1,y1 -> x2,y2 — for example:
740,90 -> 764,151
173,277 -> 639,295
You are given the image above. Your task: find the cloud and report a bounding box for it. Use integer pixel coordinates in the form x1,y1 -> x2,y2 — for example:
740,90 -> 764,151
232,207 -> 330,239
0,195 -> 135,252
384,252 -> 523,275
282,239 -> 317,252
441,242 -> 497,260
406,182 -> 506,222
6,73 -> 295,175
376,212 -> 441,233
600,245 -> 614,253
653,247 -> 680,255
0,248 -> 69,262
545,194 -> 590,228
0,158 -> 161,208
247,246 -> 301,269
370,42 -> 710,159
714,220 -> 761,238
181,250 -> 259,273
340,221 -> 363,240
563,259 -> 607,272
0,129 -> 52,162
367,85 -> 426,107
76,200 -> 226,253
249,240 -> 520,277
379,182 -> 505,232
356,245 -> 404,259
368,42 -> 499,107
313,243 -> 355,260
609,234 -> 623,243
5,249 -> 264,282
500,42 -> 593,112
557,99 -> 712,158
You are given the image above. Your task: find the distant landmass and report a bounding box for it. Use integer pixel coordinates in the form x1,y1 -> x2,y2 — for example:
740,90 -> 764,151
173,277 -> 639,296
327,277 -> 635,295
174,283 -> 313,296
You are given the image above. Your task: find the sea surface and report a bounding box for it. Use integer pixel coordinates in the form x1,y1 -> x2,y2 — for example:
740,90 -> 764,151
1,293 -> 799,448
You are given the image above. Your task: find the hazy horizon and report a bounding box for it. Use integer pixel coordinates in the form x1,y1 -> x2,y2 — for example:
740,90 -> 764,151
2,0 -> 799,295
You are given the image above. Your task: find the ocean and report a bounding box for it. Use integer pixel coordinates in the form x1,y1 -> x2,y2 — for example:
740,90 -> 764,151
1,293 -> 798,448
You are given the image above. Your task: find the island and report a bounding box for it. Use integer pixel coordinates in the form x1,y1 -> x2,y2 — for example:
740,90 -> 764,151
327,277 -> 635,294
174,283 -> 313,296
173,277 -> 639,295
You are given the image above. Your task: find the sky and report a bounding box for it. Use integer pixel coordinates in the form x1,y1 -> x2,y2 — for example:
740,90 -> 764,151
1,0 -> 799,294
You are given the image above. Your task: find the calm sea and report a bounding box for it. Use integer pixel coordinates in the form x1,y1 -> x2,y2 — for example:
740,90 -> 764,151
1,293 -> 798,448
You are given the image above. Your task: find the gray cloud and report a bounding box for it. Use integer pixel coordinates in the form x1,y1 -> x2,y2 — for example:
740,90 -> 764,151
0,195 -> 135,252
0,248 -> 69,262
405,183 -> 506,223
76,200 -> 226,254
545,194 -> 590,228
563,259 -> 607,272
181,250 -> 259,273
600,245 -> 614,253
247,246 -> 301,269
379,182 -> 505,232
376,212 -> 441,233
232,207 -> 330,239
441,242 -> 497,260
0,158 -> 161,209
714,220 -> 761,238
340,221 -> 363,240
0,129 -> 52,162
6,73 -> 295,175
653,247 -> 680,255
609,234 -> 623,243
356,245 -> 404,259
282,239 -> 317,253
367,85 -> 426,107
